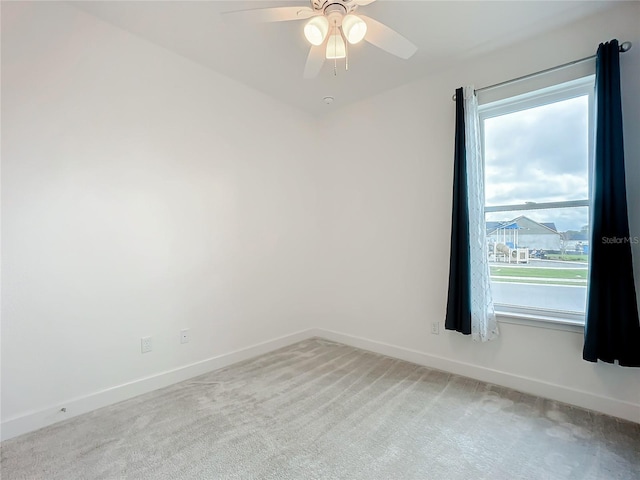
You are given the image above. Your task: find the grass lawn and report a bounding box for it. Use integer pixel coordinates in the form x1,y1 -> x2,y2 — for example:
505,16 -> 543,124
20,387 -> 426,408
545,254 -> 588,262
491,277 -> 587,286
490,266 -> 587,279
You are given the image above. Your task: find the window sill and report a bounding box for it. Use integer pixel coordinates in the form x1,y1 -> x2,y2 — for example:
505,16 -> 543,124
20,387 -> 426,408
496,311 -> 585,334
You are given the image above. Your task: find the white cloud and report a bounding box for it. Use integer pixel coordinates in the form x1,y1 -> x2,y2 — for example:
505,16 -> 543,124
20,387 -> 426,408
483,94 -> 589,231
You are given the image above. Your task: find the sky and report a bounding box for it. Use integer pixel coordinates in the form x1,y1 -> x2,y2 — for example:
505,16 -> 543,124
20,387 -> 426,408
483,94 -> 589,232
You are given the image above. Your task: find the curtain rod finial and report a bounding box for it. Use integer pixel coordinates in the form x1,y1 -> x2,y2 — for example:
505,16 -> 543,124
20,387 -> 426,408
620,41 -> 632,52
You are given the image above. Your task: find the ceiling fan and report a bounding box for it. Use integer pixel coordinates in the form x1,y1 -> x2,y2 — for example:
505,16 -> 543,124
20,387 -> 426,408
222,0 -> 417,78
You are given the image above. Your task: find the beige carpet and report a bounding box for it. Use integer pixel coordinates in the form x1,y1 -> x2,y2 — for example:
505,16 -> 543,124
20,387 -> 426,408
1,338 -> 639,479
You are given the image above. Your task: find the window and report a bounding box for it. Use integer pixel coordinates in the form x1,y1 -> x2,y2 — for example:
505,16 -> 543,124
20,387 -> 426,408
479,77 -> 594,325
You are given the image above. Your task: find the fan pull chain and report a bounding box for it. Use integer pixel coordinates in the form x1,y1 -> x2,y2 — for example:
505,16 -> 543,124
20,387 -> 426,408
334,20 -> 338,76
345,31 -> 349,71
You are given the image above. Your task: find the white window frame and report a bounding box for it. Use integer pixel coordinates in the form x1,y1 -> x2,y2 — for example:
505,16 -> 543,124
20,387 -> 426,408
478,76 -> 595,330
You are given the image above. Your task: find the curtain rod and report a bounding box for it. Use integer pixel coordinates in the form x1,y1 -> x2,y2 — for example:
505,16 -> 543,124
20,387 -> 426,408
451,41 -> 632,101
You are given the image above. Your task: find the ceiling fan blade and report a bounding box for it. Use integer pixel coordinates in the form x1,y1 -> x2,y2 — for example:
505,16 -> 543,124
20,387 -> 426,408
222,6 -> 315,23
354,0 -> 376,5
303,44 -> 326,79
359,14 -> 417,60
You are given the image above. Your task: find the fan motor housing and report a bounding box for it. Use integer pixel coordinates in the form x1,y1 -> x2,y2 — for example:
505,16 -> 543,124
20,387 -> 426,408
312,0 -> 357,15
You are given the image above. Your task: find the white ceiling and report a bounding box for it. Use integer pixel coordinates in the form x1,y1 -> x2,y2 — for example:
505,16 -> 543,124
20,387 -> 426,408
70,1 -> 616,115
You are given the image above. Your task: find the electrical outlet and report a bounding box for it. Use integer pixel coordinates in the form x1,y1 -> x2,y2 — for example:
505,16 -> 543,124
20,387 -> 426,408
180,329 -> 190,344
141,336 -> 153,353
431,322 -> 440,335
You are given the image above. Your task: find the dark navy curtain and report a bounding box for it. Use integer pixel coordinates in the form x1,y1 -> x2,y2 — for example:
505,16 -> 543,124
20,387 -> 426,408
445,88 -> 471,334
584,39 -> 640,366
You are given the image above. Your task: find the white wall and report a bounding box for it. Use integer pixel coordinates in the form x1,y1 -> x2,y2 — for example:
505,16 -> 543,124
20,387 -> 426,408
315,3 -> 640,421
1,2 -> 322,436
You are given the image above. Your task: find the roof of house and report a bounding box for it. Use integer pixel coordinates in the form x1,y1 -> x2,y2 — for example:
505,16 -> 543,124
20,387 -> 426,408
486,221 -> 516,232
486,216 -> 561,235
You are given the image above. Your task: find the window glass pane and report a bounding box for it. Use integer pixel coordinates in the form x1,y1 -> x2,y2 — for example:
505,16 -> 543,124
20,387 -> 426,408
484,95 -> 589,206
486,207 -> 588,315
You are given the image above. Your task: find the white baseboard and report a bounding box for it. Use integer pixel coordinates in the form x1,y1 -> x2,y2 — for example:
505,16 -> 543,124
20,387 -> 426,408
0,329 -> 317,441
3,327 -> 637,441
314,329 -> 640,424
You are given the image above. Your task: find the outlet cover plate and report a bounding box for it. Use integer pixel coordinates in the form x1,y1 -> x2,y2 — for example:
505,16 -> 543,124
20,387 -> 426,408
141,336 -> 152,353
180,329 -> 190,344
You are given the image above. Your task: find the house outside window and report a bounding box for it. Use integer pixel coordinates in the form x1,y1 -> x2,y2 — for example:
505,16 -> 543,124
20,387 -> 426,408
479,76 -> 594,325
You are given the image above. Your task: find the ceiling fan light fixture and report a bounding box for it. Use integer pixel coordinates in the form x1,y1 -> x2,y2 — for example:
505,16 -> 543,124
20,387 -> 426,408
342,14 -> 367,44
304,16 -> 329,46
326,31 -> 346,59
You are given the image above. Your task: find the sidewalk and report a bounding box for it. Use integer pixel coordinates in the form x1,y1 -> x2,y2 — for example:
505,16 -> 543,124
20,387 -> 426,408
492,275 -> 586,284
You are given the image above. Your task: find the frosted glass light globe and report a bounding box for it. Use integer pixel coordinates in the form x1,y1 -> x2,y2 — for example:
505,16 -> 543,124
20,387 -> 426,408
304,16 -> 329,46
342,14 -> 367,44
326,32 -> 346,59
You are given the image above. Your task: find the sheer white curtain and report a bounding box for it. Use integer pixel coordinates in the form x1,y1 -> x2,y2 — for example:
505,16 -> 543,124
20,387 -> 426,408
463,86 -> 499,342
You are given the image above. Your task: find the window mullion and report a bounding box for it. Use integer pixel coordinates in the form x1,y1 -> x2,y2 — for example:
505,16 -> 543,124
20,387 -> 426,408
486,199 -> 589,213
